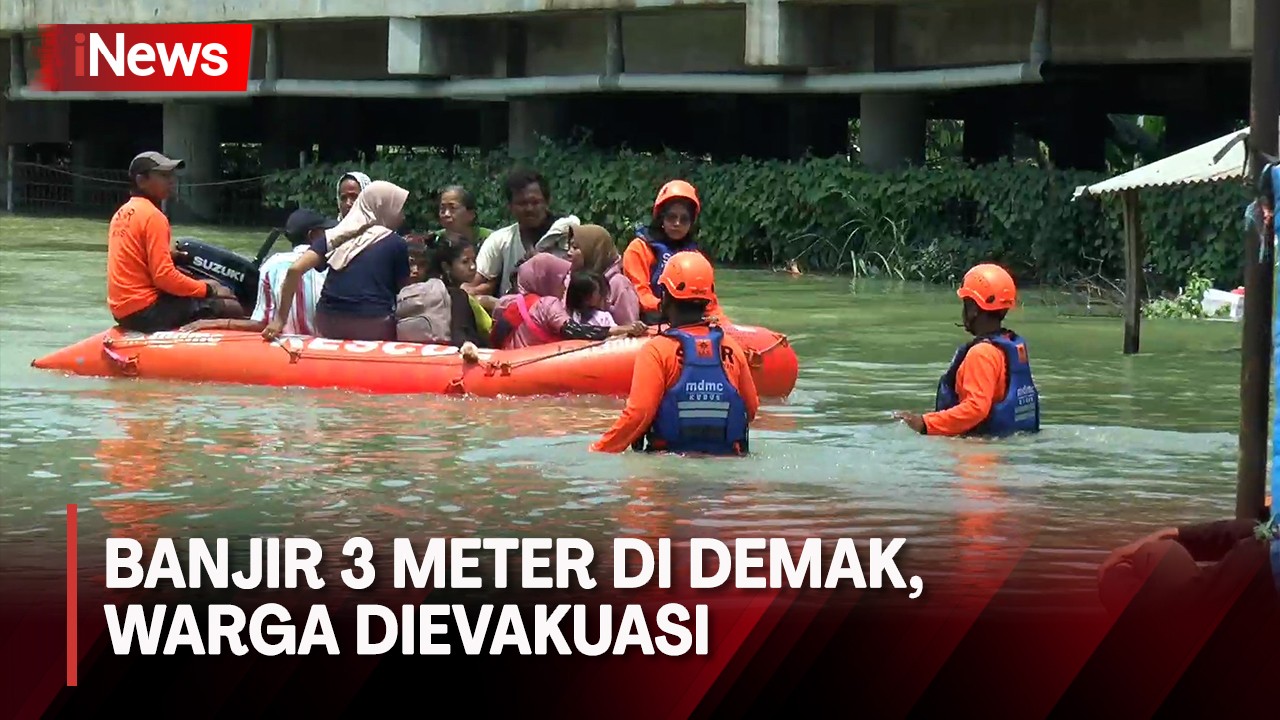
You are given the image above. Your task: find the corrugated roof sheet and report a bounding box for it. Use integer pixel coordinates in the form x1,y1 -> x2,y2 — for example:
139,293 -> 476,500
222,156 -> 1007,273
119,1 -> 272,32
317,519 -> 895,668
1072,128 -> 1250,200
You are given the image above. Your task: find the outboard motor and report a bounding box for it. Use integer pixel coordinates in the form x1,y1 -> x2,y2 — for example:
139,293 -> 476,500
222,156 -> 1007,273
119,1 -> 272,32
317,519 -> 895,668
174,237 -> 260,310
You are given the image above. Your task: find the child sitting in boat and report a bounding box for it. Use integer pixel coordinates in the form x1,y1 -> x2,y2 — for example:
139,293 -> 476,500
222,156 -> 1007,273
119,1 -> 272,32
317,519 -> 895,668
490,254 -> 647,350
396,235 -> 488,361
564,272 -> 616,328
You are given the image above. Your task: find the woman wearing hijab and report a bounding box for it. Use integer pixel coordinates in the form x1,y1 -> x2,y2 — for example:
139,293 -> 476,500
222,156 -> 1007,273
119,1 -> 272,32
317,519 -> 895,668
337,171 -> 371,220
264,181 -> 412,342
565,224 -> 640,325
489,254 -> 646,350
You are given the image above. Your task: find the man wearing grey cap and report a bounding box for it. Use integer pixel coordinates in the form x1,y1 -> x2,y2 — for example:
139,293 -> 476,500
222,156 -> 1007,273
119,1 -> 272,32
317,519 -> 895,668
107,151 -> 243,332
181,208 -> 335,335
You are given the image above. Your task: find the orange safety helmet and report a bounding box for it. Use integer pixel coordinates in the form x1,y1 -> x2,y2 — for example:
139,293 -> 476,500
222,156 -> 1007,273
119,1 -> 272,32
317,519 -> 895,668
658,251 -> 715,301
653,180 -> 701,218
957,263 -> 1017,311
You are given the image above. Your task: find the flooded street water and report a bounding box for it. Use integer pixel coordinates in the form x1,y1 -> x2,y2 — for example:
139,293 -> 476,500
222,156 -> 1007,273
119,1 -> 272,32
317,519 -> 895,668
0,215 -> 1246,606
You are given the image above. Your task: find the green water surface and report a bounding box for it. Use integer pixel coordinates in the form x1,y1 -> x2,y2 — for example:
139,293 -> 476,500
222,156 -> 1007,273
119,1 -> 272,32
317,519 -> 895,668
0,215 -> 1247,603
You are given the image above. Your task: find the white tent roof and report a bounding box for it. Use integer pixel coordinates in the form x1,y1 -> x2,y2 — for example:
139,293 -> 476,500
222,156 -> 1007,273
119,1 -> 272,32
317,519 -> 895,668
1072,128 -> 1250,200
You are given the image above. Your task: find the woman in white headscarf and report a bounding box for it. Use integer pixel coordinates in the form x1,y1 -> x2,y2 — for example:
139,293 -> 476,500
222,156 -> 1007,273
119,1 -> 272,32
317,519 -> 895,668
337,171 -> 371,220
264,181 -> 412,342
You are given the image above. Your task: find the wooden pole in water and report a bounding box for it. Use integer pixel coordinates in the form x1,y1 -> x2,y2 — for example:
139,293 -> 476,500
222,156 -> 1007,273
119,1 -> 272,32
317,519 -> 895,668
5,145 -> 14,213
1236,0 -> 1279,522
1121,190 -> 1145,354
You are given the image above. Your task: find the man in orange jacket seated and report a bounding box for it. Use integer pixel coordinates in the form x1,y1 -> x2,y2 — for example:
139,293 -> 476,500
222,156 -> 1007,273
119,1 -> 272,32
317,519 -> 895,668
893,263 -> 1041,437
622,179 -> 727,325
107,151 -> 241,333
591,252 -> 758,455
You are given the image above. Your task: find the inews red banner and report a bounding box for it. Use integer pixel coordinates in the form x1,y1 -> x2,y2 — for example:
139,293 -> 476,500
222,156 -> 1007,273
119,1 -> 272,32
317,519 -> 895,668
33,24 -> 253,93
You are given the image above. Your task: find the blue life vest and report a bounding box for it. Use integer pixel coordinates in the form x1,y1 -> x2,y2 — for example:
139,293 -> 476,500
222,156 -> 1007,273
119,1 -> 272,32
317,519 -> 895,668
1271,525 -> 1279,597
637,225 -> 698,299
635,326 -> 749,455
934,330 -> 1040,437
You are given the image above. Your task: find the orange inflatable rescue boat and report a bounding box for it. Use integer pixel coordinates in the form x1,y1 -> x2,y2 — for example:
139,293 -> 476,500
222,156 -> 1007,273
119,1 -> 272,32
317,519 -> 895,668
31,324 -> 799,398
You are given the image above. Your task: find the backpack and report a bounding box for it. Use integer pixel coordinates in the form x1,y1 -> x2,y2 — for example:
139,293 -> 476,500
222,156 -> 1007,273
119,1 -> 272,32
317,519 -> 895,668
395,278 -> 453,344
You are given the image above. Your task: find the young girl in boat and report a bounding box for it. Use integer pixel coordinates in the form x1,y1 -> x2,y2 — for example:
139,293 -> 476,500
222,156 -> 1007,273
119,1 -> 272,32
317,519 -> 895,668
396,235 -> 489,360
622,180 -> 726,324
490,254 -> 647,350
564,272 -> 616,328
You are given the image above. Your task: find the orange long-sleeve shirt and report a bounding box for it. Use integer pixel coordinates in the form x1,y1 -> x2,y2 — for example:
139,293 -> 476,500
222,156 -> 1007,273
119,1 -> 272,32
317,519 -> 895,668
591,326 -> 760,453
107,196 -> 209,319
922,342 -> 1007,436
621,238 -> 726,320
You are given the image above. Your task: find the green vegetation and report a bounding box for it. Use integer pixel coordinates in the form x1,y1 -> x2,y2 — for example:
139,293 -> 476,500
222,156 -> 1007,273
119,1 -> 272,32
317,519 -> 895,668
1142,273 -> 1233,320
262,139 -> 1253,290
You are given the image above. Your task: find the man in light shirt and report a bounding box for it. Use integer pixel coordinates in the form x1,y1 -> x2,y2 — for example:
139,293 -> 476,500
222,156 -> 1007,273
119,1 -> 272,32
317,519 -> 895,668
467,168 -> 579,297
181,208 -> 335,335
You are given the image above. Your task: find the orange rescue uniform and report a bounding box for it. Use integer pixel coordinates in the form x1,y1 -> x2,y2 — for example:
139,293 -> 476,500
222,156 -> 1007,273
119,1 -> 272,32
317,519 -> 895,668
107,196 -> 209,319
591,324 -> 759,452
621,239 -> 727,321
922,342 -> 1007,436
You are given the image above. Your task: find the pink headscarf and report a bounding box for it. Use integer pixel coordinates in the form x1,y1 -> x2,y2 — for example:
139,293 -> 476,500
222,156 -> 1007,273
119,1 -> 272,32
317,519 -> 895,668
515,254 -> 572,297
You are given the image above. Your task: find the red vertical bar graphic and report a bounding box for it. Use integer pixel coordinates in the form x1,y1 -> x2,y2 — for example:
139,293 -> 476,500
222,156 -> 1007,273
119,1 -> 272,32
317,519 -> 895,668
67,503 -> 78,686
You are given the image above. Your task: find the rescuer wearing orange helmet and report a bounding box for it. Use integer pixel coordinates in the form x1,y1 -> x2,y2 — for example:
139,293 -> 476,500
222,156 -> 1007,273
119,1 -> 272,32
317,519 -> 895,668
591,252 -> 758,455
893,263 -> 1041,437
622,180 -> 727,324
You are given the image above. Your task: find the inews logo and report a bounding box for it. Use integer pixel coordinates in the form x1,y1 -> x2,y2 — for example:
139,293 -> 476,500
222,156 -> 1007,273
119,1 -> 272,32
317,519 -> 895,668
33,24 -> 253,92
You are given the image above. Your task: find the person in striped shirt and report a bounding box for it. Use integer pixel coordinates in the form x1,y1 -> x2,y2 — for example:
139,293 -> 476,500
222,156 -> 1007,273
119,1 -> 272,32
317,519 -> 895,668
181,208 -> 334,335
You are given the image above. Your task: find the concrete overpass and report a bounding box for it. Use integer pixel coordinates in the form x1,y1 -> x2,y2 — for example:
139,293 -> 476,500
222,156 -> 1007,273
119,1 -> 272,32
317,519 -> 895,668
0,0 -> 1262,217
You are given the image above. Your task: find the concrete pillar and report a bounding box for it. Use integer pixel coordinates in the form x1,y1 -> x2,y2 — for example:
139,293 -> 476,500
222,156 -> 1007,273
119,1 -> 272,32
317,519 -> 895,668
1230,0 -> 1254,52
858,93 -> 926,171
746,0 -> 866,69
508,100 -> 561,158
387,18 -> 449,76
162,101 -> 219,222
746,0 -> 795,67
387,17 -> 488,76
8,34 -> 27,90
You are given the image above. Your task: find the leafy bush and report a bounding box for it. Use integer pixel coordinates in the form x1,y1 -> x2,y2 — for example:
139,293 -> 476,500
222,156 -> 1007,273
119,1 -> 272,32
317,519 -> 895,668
1143,273 -> 1233,319
262,140 -> 1252,289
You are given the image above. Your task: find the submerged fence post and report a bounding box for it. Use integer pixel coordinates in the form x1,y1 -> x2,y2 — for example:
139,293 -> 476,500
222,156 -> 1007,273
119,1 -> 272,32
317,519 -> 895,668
5,145 -> 14,213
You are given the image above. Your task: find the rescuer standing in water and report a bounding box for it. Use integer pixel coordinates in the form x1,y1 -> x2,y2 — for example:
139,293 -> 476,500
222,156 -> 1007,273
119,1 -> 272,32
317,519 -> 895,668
591,252 -> 758,455
894,263 -> 1041,437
